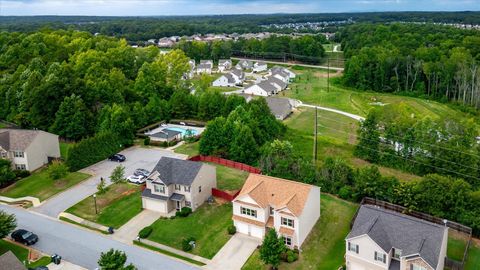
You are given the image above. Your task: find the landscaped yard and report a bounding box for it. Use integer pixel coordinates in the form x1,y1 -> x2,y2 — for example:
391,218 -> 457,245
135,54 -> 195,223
147,202 -> 233,259
174,141 -> 200,157
0,170 -> 90,201
448,234 -> 469,262
0,240 -> 50,268
213,163 -> 249,191
242,194 -> 358,270
65,182 -> 142,229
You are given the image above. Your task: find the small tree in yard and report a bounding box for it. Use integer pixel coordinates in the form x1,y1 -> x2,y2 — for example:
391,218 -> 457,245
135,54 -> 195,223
260,229 -> 286,269
0,210 -> 16,238
47,161 -> 69,180
110,165 -> 126,183
97,178 -> 108,194
98,249 -> 136,270
0,159 -> 16,185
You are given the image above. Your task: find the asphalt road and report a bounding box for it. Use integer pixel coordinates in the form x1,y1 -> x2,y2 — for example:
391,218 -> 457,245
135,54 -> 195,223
1,204 -> 199,270
33,147 -> 185,218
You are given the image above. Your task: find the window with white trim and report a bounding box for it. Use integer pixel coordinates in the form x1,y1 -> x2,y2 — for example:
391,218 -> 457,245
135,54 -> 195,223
185,201 -> 191,207
14,151 -> 24,158
175,184 -> 181,191
154,184 -> 165,194
283,236 -> 292,246
184,186 -> 191,192
281,217 -> 294,228
0,151 -> 6,158
347,242 -> 359,254
15,164 -> 26,170
240,207 -> 257,218
374,251 -> 386,263
411,264 -> 427,270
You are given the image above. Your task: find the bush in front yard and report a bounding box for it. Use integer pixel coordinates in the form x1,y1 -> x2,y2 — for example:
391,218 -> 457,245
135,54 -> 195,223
182,236 -> 196,251
47,161 -> 69,180
285,249 -> 299,263
227,225 -> 236,235
139,226 -> 153,238
143,137 -> 150,146
13,169 -> 30,179
175,207 -> 192,217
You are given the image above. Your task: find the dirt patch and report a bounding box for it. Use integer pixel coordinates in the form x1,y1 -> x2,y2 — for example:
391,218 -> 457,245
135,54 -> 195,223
213,197 -> 231,205
53,179 -> 68,188
314,70 -> 343,78
121,189 -> 137,196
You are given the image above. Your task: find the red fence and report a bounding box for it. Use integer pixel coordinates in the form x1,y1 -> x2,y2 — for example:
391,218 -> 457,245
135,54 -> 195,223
212,188 -> 241,201
189,155 -> 261,174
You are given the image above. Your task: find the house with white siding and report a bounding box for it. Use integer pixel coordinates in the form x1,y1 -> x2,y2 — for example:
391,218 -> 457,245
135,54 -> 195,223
231,69 -> 245,85
197,60 -> 213,75
243,80 -> 277,96
253,61 -> 268,73
218,59 -> 233,72
212,73 -> 236,87
232,174 -> 320,248
236,59 -> 253,70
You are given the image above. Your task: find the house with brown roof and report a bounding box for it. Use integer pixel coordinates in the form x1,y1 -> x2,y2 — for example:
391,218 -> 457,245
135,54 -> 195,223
0,129 -> 60,171
232,174 -> 320,248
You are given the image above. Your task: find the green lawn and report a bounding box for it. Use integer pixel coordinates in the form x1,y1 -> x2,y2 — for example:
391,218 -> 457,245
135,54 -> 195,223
0,240 -> 50,267
242,194 -> 358,270
148,203 -> 233,259
213,164 -> 249,191
465,240 -> 480,270
66,183 -> 142,229
60,142 -> 73,160
0,170 -> 90,201
174,141 -> 200,157
0,123 -> 6,128
448,235 -> 468,262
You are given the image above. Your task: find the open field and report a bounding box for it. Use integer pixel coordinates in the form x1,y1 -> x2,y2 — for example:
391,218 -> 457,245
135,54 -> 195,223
148,203 -> 232,259
242,194 -> 358,270
0,170 -> 90,201
66,182 -> 142,229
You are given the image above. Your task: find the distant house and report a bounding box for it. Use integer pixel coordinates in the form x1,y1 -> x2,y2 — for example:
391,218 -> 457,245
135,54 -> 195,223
0,129 -> 60,171
271,66 -> 296,81
266,76 -> 287,92
231,69 -> 246,85
142,157 -> 217,214
266,97 -> 293,120
149,129 -> 182,143
218,59 -> 233,72
197,60 -> 213,75
346,205 -> 448,270
212,73 -> 236,87
253,61 -> 268,73
232,174 -> 320,248
244,81 -> 277,96
0,251 -> 26,270
158,37 -> 175,48
236,60 -> 253,70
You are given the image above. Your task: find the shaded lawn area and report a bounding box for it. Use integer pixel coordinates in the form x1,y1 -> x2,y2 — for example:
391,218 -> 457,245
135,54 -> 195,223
60,142 -> 73,160
242,194 -> 358,270
148,203 -> 233,259
447,234 -> 468,262
213,163 -> 249,191
0,170 -> 90,201
0,240 -> 50,267
66,182 -> 142,229
174,141 -> 200,157
465,240 -> 480,270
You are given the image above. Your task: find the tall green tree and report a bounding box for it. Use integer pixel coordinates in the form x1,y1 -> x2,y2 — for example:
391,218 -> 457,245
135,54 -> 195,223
228,125 -> 258,164
98,249 -> 136,270
50,94 -> 92,140
0,210 -> 16,239
354,111 -> 380,162
259,229 -> 286,270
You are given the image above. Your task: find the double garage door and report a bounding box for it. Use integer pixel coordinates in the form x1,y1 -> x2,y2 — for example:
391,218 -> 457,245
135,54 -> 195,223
143,198 -> 168,214
236,221 -> 264,239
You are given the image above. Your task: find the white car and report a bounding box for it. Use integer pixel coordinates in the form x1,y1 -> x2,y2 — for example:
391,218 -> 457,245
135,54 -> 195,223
127,175 -> 146,184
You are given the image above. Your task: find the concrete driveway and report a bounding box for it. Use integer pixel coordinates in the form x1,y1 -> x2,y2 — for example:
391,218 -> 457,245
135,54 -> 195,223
206,234 -> 261,270
112,210 -> 163,244
33,146 -> 186,218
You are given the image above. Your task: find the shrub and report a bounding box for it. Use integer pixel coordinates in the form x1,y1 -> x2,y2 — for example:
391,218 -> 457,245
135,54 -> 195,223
47,161 -> 69,180
97,178 -> 107,194
143,137 -> 150,146
139,226 -> 153,238
110,165 -> 126,183
338,186 -> 353,200
182,237 -> 196,251
286,250 -> 298,263
13,170 -> 30,179
176,207 -> 192,217
227,224 -> 236,235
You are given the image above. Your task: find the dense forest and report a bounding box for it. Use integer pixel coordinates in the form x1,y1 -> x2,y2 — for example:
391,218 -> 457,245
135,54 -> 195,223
2,12 -> 480,41
341,23 -> 480,107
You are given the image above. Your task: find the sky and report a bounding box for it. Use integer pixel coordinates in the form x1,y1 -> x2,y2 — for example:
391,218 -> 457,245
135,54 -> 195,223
1,0 -> 479,16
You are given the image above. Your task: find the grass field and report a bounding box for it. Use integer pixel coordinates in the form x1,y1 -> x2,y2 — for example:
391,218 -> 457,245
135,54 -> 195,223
466,240 -> 480,270
0,240 -> 50,268
242,194 -> 358,270
213,163 -> 249,191
60,142 -> 73,160
148,203 -> 232,259
0,170 -> 90,201
174,141 -> 200,157
66,183 -> 142,229
448,234 -> 468,262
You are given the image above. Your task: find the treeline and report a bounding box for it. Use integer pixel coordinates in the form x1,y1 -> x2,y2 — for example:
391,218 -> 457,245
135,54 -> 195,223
175,35 -> 326,63
260,140 -> 480,236
199,98 -> 285,165
341,23 -> 480,108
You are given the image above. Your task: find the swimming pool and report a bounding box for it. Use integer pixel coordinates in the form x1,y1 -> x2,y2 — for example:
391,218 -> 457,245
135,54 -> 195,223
164,127 -> 199,137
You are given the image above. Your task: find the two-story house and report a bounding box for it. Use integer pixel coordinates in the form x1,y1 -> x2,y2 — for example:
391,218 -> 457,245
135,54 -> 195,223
232,174 -> 320,249
0,129 -> 60,172
345,205 -> 448,270
142,157 -> 217,214
218,59 -> 233,72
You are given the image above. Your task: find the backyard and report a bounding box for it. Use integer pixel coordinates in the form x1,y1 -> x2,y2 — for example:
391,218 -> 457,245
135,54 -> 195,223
213,163 -> 249,191
0,240 -> 50,268
242,194 -> 358,270
147,202 -> 233,259
65,183 -> 142,229
174,141 -> 200,157
60,142 -> 73,160
0,170 -> 90,201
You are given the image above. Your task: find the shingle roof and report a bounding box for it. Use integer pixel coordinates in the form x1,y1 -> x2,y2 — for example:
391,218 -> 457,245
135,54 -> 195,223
347,205 -> 446,268
231,68 -> 244,79
150,129 -> 182,140
148,157 -> 203,186
0,129 -> 49,151
256,81 -> 277,94
142,188 -> 169,200
219,59 -> 231,66
265,97 -> 293,119
235,174 -> 314,216
0,251 -> 27,270
267,76 -> 287,89
224,73 -> 236,84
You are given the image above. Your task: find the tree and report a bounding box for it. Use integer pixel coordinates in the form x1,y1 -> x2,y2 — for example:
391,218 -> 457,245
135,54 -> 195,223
228,125 -> 258,164
259,229 -> 286,270
98,104 -> 135,145
98,249 -> 136,270
47,161 -> 69,180
354,111 -> 380,163
0,210 -> 16,239
0,159 -> 16,186
199,117 -> 228,156
110,165 -> 126,184
51,94 -> 92,140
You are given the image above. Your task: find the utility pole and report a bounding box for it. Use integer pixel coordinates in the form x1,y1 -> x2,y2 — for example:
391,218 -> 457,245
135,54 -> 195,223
313,107 -> 318,162
327,58 -> 330,92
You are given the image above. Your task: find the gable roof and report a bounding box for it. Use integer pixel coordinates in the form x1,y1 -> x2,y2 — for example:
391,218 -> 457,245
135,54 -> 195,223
266,97 -> 293,118
267,76 -> 287,89
256,81 -> 277,94
150,129 -> 182,140
224,73 -> 236,83
235,174 -> 314,216
347,205 -> 447,268
0,129 -> 53,151
219,59 -> 232,66
231,68 -> 244,79
148,157 -> 204,186
0,251 -> 27,270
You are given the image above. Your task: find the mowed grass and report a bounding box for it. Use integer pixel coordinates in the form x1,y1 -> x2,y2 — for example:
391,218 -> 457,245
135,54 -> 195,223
60,142 -> 73,160
66,183 -> 142,229
212,163 -> 249,191
466,240 -> 480,270
242,194 -> 358,270
448,234 -> 468,262
174,141 -> 200,157
0,240 -> 50,268
0,170 -> 90,201
148,203 -> 233,259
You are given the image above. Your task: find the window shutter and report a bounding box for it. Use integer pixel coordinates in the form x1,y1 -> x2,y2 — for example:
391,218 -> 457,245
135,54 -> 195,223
356,244 -> 359,254
374,251 -> 377,260
383,254 -> 386,263
348,242 -> 351,251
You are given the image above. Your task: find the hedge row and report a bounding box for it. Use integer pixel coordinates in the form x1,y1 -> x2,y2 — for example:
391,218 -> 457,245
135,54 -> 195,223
66,132 -> 123,171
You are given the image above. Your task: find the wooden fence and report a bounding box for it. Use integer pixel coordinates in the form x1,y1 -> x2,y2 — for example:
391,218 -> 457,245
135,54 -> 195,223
189,155 -> 261,174
212,188 -> 241,201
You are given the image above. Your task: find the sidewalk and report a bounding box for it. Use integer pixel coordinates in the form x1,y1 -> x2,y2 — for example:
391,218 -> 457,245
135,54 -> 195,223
59,212 -> 110,233
140,239 -> 211,265
47,261 -> 88,270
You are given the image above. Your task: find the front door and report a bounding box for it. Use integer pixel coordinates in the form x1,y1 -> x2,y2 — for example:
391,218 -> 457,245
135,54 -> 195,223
176,201 -> 181,210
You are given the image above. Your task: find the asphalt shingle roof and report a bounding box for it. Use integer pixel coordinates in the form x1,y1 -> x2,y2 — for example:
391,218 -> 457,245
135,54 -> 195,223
0,251 -> 26,270
256,81 -> 277,93
347,205 -> 446,268
266,97 -> 292,119
149,157 -> 203,186
150,129 -> 182,140
0,129 -> 47,151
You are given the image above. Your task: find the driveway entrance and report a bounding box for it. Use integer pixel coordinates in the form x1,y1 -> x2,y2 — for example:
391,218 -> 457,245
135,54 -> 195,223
206,233 -> 261,270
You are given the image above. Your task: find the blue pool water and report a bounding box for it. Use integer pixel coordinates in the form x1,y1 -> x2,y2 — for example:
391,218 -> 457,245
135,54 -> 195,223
164,127 -> 199,137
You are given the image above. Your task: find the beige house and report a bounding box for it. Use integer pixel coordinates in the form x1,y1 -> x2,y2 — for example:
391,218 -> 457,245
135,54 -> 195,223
0,129 -> 60,171
232,174 -> 320,248
346,205 -> 448,270
142,157 -> 216,214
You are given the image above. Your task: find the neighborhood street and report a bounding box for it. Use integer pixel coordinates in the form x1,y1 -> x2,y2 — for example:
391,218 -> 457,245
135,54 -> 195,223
0,204 -> 199,270
33,147 -> 186,218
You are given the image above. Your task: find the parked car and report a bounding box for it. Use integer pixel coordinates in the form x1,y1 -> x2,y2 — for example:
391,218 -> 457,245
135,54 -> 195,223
11,229 -> 38,245
127,175 -> 146,184
134,168 -> 150,177
108,154 -> 126,162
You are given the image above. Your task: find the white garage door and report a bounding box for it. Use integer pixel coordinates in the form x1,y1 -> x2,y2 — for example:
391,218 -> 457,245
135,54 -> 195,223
250,226 -> 264,238
348,261 -> 365,270
235,222 -> 249,235
235,221 -> 264,239
143,198 -> 167,213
